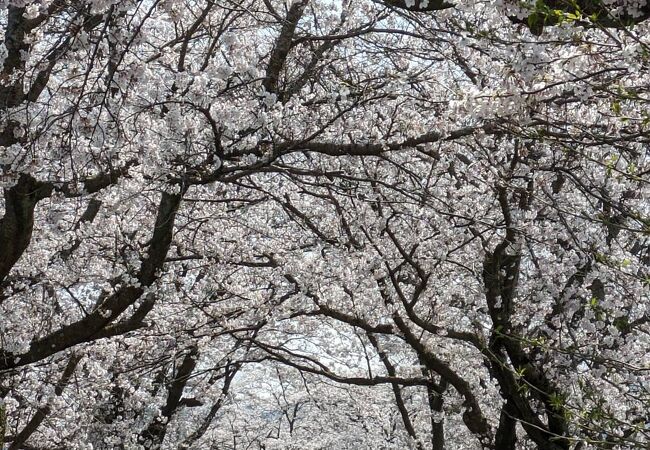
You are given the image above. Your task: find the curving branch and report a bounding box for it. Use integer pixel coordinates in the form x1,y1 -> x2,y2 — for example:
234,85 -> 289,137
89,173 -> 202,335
8,354 -> 83,450
0,189 -> 184,371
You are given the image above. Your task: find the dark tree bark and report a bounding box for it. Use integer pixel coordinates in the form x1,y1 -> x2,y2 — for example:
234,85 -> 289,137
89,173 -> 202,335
8,354 -> 83,450
481,185 -> 569,450
139,345 -> 199,449
494,399 -> 517,450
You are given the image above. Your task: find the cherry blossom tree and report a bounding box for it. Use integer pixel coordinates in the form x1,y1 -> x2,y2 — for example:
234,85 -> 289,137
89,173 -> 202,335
1,0 -> 649,449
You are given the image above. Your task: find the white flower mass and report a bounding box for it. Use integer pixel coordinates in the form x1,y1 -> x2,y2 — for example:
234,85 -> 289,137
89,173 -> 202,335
0,0 -> 649,449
